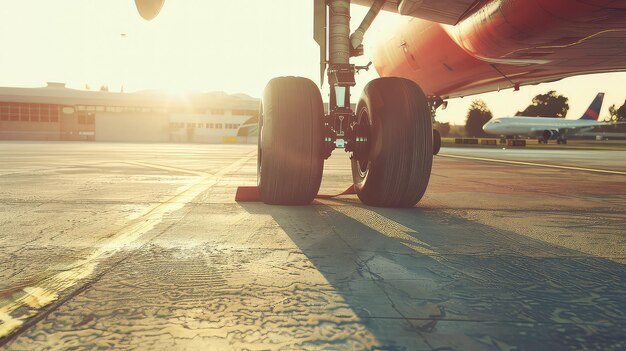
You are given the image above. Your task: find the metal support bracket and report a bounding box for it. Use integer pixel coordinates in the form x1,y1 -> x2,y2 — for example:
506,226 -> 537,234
428,96 -> 448,123
329,64 -> 357,87
314,0 -> 327,86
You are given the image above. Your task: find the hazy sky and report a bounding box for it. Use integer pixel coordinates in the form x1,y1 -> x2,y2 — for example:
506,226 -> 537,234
0,0 -> 624,124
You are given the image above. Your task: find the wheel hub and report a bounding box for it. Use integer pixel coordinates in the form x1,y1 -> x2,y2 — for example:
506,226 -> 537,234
346,116 -> 370,162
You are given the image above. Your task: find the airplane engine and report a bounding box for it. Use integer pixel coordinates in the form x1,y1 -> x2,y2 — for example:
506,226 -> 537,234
134,0 -> 165,20
542,130 -> 559,140
372,0 -> 626,98
372,20 -> 486,97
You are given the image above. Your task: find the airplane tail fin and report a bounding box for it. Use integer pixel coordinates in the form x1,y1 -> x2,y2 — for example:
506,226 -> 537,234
579,93 -> 604,120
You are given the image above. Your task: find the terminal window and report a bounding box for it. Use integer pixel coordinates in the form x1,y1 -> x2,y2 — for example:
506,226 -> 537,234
0,104 -> 8,121
77,113 -> 95,125
30,113 -> 40,122
37,106 -> 46,122
10,104 -> 19,121
20,104 -> 30,121
232,109 -> 256,116
0,102 -> 61,123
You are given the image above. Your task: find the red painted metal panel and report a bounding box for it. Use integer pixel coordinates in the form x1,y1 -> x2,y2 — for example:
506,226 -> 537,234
373,0 -> 626,98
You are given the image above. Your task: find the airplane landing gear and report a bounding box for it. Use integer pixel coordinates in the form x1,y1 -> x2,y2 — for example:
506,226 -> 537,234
257,0 -> 433,207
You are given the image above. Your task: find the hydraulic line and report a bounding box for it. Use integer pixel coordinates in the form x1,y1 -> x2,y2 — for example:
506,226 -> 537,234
350,0 -> 386,49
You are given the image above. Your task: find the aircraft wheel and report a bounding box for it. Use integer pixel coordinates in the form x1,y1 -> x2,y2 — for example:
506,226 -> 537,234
258,77 -> 324,205
351,77 -> 433,208
433,129 -> 441,155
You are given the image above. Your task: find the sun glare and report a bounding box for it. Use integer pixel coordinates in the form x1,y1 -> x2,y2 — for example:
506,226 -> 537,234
0,1 -> 624,124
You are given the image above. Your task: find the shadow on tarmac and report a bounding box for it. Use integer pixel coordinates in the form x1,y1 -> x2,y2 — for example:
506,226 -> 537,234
240,200 -> 626,351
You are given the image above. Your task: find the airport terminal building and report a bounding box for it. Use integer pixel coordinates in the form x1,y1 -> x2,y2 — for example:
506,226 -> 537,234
0,83 -> 260,143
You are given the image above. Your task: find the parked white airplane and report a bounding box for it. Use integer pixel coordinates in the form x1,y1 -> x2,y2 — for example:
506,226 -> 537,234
482,93 -> 609,144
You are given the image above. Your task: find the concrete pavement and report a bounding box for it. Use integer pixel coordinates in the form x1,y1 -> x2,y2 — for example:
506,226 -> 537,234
0,142 -> 624,350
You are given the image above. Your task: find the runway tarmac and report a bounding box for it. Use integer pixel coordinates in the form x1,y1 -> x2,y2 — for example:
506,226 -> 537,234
0,141 -> 624,350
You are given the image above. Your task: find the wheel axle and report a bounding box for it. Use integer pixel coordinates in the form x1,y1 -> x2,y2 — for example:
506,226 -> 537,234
345,119 -> 370,161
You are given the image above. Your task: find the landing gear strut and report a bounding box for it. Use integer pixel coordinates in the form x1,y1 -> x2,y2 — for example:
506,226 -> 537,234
257,0 -> 433,207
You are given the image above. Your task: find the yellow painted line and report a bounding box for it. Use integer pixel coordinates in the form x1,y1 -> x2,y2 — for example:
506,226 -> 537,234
0,152 -> 255,339
439,154 -> 626,176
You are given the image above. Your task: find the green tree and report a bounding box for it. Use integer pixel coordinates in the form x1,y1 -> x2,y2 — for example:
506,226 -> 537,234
606,101 -> 626,132
465,99 -> 493,137
516,90 -> 569,118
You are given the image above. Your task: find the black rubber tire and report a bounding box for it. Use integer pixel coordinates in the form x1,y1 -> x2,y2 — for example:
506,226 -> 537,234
258,77 -> 324,205
351,77 -> 433,208
433,129 -> 441,155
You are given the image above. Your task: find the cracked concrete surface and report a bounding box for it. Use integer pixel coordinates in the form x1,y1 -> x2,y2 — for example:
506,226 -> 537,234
0,141 -> 624,350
